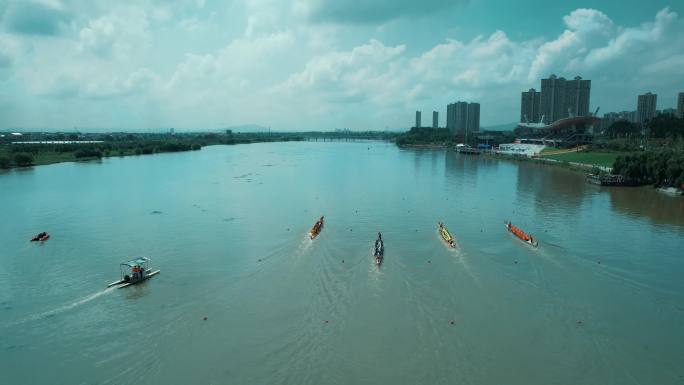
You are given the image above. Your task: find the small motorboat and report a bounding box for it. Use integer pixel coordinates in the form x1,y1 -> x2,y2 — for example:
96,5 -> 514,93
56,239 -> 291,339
438,222 -> 456,248
505,221 -> 538,247
107,257 -> 160,288
373,233 -> 384,265
309,216 -> 324,239
30,232 -> 50,242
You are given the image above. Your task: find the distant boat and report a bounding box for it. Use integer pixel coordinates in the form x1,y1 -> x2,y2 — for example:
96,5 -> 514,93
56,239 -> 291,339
505,221 -> 538,247
438,222 -> 456,248
309,216 -> 324,239
455,144 -> 480,155
30,232 -> 50,242
373,233 -> 384,265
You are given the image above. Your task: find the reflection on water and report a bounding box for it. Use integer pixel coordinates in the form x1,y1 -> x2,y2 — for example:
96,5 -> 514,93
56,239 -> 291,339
607,186 -> 684,227
515,161 -> 589,212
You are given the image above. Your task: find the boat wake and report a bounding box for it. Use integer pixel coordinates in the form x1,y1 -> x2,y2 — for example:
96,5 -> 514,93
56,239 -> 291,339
2,287 -> 115,328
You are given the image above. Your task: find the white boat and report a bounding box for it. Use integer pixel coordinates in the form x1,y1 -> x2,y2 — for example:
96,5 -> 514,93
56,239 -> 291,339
107,257 -> 160,288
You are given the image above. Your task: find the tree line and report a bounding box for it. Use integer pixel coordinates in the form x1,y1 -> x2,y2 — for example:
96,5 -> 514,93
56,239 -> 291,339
612,150 -> 684,187
0,133 -> 306,169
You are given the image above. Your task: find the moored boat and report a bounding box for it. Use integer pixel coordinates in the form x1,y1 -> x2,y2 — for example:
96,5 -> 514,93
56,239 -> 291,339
30,232 -> 50,242
373,232 -> 384,265
309,216 -> 324,239
438,222 -> 456,248
107,257 -> 160,288
505,221 -> 538,247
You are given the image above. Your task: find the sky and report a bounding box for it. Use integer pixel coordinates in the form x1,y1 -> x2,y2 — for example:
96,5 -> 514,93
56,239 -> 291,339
0,0 -> 683,131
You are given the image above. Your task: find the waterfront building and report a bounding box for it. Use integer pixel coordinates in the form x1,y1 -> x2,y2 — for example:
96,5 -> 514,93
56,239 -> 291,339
432,111 -> 438,128
539,74 -> 591,124
415,111 -> 421,128
520,88 -> 541,123
677,92 -> 684,118
636,92 -> 657,125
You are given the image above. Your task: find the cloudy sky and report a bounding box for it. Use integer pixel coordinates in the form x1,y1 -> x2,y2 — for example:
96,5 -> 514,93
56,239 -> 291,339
1,0 -> 683,131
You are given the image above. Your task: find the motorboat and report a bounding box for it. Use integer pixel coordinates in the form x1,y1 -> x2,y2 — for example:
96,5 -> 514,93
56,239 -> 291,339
107,257 -> 160,288
309,216 -> 324,239
30,232 -> 50,242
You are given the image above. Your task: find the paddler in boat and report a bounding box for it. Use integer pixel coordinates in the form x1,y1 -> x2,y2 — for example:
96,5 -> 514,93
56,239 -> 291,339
132,265 -> 140,280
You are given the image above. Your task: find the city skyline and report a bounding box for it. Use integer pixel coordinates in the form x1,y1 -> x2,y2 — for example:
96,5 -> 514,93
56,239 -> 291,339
0,1 -> 683,131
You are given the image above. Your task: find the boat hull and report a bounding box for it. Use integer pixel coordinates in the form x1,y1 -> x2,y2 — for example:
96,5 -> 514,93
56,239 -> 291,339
505,223 -> 538,247
309,218 -> 324,239
108,270 -> 160,288
439,227 -> 455,248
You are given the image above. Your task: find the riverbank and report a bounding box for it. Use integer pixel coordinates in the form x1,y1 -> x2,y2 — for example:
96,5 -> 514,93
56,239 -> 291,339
0,133 -> 305,170
539,150 -> 619,168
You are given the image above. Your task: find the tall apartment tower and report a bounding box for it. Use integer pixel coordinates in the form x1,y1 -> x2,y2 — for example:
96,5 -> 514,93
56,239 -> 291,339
677,92 -> 684,118
520,88 -> 541,123
540,75 -> 566,124
446,101 -> 479,134
446,103 -> 454,130
447,102 -> 468,131
432,111 -> 438,128
636,92 -> 657,125
467,103 -> 480,132
415,111 -> 421,128
539,74 -> 591,124
565,76 -> 591,117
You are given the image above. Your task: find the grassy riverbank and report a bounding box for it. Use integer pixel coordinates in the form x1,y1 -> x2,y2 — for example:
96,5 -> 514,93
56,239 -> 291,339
0,132 -> 305,169
540,150 -> 619,168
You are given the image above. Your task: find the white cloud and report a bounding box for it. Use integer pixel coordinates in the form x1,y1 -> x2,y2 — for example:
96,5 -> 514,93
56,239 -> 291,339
1,3 -> 683,130
77,8 -> 149,58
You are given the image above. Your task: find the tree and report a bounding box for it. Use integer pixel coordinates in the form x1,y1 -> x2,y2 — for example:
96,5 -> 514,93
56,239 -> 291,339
605,120 -> 640,139
648,115 -> 684,139
0,155 -> 10,168
74,148 -> 103,159
13,152 -> 34,167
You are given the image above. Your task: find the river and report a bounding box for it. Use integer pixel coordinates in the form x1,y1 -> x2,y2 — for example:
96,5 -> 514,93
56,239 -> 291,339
1,141 -> 683,385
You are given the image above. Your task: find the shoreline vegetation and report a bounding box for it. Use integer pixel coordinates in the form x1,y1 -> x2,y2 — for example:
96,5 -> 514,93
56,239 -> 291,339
0,131 -> 310,169
0,130 -> 402,170
2,126 -> 683,191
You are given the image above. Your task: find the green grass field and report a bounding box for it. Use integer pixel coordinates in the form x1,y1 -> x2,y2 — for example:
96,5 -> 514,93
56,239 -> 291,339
541,151 -> 619,168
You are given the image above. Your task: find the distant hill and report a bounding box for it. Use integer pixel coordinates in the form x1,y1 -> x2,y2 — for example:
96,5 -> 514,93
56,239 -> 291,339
483,122 -> 517,131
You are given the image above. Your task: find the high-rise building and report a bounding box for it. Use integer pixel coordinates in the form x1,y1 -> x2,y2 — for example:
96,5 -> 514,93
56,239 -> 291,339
467,103 -> 480,132
432,111 -> 438,128
540,74 -> 566,124
677,92 -> 684,118
636,92 -> 657,125
446,101 -> 479,134
446,103 -> 454,130
520,88 -> 541,123
539,74 -> 591,124
565,76 -> 591,117
415,111 -> 421,128
447,102 -> 468,131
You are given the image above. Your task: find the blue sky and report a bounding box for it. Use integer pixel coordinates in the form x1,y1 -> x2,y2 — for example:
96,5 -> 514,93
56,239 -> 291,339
0,0 -> 683,131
